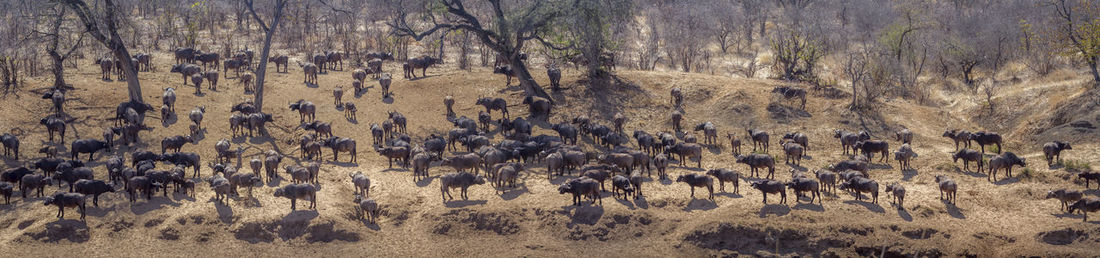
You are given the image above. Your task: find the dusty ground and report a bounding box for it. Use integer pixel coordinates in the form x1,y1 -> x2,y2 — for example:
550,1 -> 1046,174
0,51 -> 1098,257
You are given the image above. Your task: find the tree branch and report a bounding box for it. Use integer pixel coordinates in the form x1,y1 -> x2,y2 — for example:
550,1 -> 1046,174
317,0 -> 355,15
532,35 -> 574,51
245,0 -> 271,32
59,0 -> 109,44
61,33 -> 86,60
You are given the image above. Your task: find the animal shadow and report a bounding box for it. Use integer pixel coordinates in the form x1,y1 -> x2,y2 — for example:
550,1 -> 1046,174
944,201 -> 966,219
444,199 -> 487,208
415,177 -> 435,187
682,198 -> 718,212
407,75 -> 436,81
791,202 -> 824,212
129,196 -> 182,215
613,196 -> 637,209
758,204 -> 791,217
993,177 -> 1020,185
842,200 -> 885,213
563,205 -> 605,226
499,185 -> 530,200
901,169 -> 918,181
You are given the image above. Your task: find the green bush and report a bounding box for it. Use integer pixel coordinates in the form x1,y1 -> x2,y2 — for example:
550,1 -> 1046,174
1063,160 -> 1092,172
1019,168 -> 1034,179
934,162 -> 957,172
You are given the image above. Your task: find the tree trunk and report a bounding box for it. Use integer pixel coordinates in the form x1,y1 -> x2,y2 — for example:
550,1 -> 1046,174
247,0 -> 286,112
49,51 -> 65,89
110,44 -> 142,103
962,64 -> 975,87
61,0 -> 143,103
1090,57 -> 1100,85
4,58 -> 15,89
254,28 -> 276,112
48,8 -> 66,89
851,80 -> 858,108
510,56 -> 550,102
458,31 -> 470,70
759,15 -> 767,35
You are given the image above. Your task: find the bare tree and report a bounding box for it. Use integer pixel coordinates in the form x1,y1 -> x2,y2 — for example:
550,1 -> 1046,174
843,47 -> 870,109
387,0 -> 559,100
456,30 -> 472,70
981,80 -> 999,114
1047,0 -> 1100,85
710,1 -> 745,54
1020,19 -> 1059,76
60,0 -> 144,103
245,0 -> 289,112
771,29 -> 826,81
659,2 -> 707,73
735,51 -> 761,78
566,0 -> 632,79
40,4 -> 85,89
634,9 -> 660,71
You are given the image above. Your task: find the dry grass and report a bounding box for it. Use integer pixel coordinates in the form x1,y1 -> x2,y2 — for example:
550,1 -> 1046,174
0,52 -> 1097,257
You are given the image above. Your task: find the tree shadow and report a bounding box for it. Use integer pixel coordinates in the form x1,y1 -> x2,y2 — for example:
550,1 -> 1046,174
682,198 -> 718,212
843,200 -> 885,213
276,210 -> 321,240
758,204 -> 791,217
283,209 -> 319,222
34,219 -> 90,242
443,199 -> 487,208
